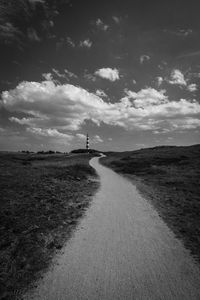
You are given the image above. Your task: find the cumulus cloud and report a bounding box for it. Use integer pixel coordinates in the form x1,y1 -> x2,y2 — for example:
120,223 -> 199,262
187,83 -> 197,92
95,68 -> 120,81
169,69 -> 187,86
27,127 -> 73,140
9,117 -> 34,126
75,133 -> 86,140
157,76 -> 163,86
2,81 -> 200,137
96,89 -> 107,98
124,88 -> 168,108
80,39 -> 92,48
168,69 -> 198,92
140,55 -> 150,64
42,72 -> 53,81
91,135 -> 103,143
95,18 -> 109,31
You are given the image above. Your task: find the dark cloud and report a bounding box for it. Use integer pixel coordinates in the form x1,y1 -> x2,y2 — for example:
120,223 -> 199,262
0,0 -> 70,46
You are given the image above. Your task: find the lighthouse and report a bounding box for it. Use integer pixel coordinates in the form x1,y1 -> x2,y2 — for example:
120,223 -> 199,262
86,133 -> 89,152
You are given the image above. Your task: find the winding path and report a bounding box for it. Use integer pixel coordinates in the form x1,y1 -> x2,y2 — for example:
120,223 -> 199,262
25,156 -> 200,300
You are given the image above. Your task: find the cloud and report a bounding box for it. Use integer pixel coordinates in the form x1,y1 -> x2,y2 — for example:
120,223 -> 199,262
2,81 -> 200,137
95,18 -> 109,31
27,127 -> 73,140
140,55 -> 150,64
96,89 -> 107,98
66,36 -> 75,47
1,80 -> 110,131
178,50 -> 200,59
171,118 -> 200,130
124,88 -> 168,108
52,68 -> 66,78
76,133 -> 85,140
164,29 -> 193,37
95,68 -> 120,81
168,69 -> 187,86
0,0 -> 54,46
168,69 -> 198,92
132,79 -> 137,84
84,72 -> 96,82
80,39 -> 92,48
187,83 -> 197,92
50,68 -> 78,81
112,16 -> 120,24
64,69 -> 78,79
0,22 -> 23,45
156,76 -> 163,86
27,27 -> 41,42
42,72 -> 53,81
9,117 -> 34,126
91,135 -> 103,144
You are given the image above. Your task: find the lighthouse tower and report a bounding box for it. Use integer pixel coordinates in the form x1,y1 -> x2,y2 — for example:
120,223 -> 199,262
86,133 -> 89,152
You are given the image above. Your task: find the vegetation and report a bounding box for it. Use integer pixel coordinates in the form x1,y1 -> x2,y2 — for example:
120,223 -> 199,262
0,152 -> 99,299
70,148 -> 101,154
101,144 -> 200,263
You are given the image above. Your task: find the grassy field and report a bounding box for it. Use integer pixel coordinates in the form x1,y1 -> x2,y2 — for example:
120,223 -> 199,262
101,144 -> 200,263
0,152 -> 99,300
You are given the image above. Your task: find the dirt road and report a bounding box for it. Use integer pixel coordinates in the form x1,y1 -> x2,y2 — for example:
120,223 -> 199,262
24,156 -> 200,300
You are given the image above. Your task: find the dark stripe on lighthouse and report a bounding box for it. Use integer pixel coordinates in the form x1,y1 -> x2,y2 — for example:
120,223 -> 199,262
86,133 -> 89,151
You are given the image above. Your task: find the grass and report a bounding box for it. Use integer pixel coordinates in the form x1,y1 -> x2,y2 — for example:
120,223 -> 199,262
0,152 -> 99,300
101,144 -> 200,263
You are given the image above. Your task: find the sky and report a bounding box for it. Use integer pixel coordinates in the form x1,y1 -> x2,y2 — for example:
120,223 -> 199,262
0,0 -> 200,152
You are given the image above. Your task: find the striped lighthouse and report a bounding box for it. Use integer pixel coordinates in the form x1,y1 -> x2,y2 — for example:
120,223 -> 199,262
86,133 -> 89,152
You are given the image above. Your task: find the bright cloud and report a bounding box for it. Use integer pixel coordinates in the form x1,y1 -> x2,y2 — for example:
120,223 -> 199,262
52,68 -> 66,78
95,68 -> 120,81
2,81 -> 200,137
187,83 -> 197,92
80,39 -> 92,48
27,127 -> 73,139
76,133 -> 86,140
92,135 -> 103,143
95,18 -> 109,31
124,88 -> 168,108
64,69 -> 78,79
157,76 -> 163,86
42,72 -> 53,81
96,89 -> 107,97
169,69 -> 187,86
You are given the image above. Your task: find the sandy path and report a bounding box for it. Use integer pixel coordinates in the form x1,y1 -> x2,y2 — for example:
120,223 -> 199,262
24,156 -> 200,300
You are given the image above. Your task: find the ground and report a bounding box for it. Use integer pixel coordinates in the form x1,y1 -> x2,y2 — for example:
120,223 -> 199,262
101,144 -> 200,264
0,152 -> 99,300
